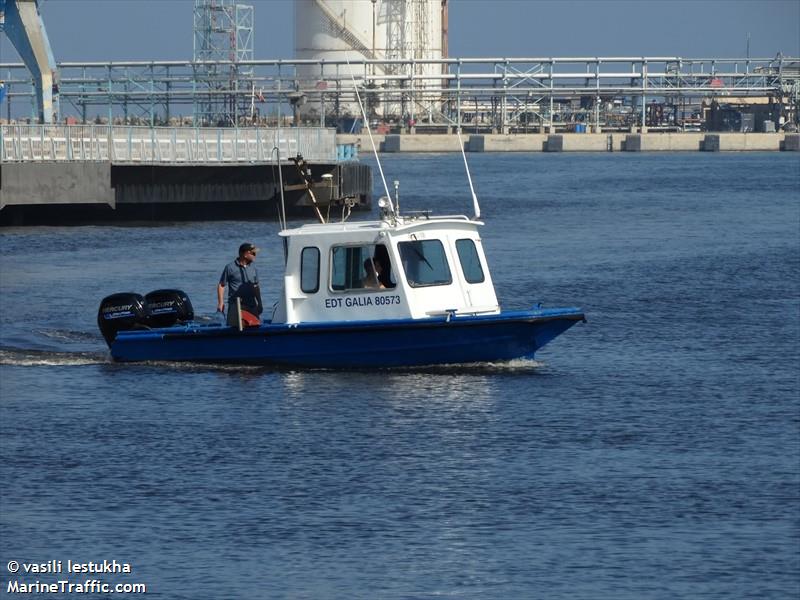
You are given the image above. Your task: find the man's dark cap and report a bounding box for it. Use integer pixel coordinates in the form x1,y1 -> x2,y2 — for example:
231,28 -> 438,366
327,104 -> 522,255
239,242 -> 259,255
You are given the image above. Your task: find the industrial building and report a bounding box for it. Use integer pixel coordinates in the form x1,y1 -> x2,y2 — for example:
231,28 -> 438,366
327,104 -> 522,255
1,0 -> 798,133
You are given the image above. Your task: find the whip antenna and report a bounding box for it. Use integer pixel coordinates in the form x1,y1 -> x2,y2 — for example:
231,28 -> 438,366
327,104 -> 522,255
273,142 -> 287,232
346,54 -> 394,215
456,128 -> 480,219
275,77 -> 287,233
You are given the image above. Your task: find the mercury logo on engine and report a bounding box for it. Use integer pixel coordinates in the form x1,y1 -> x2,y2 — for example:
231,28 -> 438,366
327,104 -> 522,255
147,300 -> 175,313
149,301 -> 175,310
103,304 -> 133,313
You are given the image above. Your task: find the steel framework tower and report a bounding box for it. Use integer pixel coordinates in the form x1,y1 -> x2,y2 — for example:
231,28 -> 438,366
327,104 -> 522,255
384,0 -> 432,71
381,0 -> 438,119
192,0 -> 254,126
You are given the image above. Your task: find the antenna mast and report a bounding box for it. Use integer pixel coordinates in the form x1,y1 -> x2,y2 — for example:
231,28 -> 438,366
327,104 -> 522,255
346,54 -> 395,216
457,128 -> 480,219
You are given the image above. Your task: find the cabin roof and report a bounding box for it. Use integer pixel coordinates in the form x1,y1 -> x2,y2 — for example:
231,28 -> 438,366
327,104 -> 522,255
279,215 -> 483,238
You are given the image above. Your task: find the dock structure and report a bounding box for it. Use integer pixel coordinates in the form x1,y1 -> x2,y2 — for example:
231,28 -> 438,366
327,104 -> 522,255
0,125 -> 371,225
337,131 -> 799,153
1,56 -> 798,133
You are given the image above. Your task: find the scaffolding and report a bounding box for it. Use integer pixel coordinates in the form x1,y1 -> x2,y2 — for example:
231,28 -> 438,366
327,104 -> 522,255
380,0 -> 437,118
192,0 -> 254,126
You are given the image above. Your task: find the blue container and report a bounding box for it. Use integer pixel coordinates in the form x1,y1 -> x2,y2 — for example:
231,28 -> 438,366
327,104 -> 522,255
336,144 -> 358,162
336,144 -> 358,161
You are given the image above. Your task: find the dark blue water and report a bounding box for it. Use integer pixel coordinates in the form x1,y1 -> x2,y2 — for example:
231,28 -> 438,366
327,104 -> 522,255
1,152 -> 798,599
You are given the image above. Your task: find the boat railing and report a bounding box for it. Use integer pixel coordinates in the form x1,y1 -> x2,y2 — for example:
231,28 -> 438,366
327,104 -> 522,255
396,214 -> 475,225
427,306 -> 500,319
0,124 -> 337,163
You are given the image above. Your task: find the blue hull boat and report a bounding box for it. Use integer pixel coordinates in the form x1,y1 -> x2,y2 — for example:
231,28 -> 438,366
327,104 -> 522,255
98,124 -> 585,368
109,307 -> 584,367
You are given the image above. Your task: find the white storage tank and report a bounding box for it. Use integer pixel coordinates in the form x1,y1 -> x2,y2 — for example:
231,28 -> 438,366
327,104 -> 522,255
294,0 -> 386,122
294,0 -> 444,123
295,0 -> 384,62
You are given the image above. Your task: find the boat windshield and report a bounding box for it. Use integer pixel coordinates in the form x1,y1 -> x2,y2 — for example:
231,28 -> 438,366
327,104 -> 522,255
398,240 -> 452,288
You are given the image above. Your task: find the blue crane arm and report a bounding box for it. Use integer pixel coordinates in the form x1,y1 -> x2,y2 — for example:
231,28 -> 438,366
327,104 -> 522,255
1,0 -> 59,123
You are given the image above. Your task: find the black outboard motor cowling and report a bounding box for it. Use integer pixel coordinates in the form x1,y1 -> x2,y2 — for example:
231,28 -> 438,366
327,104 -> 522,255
97,293 -> 149,346
145,289 -> 194,328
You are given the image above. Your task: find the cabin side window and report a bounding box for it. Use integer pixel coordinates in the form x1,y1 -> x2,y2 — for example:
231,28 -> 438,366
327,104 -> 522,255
455,239 -> 485,284
300,247 -> 320,293
398,240 -> 452,287
330,243 -> 395,291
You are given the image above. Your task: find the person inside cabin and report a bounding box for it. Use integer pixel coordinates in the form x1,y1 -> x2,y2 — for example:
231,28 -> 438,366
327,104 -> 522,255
362,258 -> 385,289
373,244 -> 395,288
217,242 -> 263,326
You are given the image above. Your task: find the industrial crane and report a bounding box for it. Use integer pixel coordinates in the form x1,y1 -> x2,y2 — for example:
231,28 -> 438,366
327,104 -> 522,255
0,0 -> 59,122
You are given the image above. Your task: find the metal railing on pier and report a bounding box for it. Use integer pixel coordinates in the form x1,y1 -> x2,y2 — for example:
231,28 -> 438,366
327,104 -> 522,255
0,125 -> 337,163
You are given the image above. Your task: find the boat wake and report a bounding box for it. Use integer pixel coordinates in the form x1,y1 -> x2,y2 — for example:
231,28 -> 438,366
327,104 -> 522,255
1,346 -> 545,374
37,328 -> 102,343
119,358 -> 547,375
383,358 -> 547,374
0,347 -> 264,372
0,347 -> 111,367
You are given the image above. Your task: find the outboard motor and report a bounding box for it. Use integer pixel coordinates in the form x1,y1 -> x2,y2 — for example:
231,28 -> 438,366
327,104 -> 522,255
145,289 -> 194,328
97,293 -> 149,346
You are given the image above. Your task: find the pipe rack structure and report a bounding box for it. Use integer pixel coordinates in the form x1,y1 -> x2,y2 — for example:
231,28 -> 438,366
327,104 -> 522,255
1,56 -> 798,131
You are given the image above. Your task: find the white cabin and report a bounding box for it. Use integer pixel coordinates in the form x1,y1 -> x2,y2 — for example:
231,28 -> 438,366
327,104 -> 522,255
272,215 -> 500,325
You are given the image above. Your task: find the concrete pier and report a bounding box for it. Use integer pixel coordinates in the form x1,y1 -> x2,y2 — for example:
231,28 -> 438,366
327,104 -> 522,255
624,133 -> 704,152
700,133 -> 787,152
0,162 -> 115,209
544,134 -> 616,152
0,125 -> 372,225
0,161 -> 372,225
469,134 -> 546,152
381,134 -> 461,153
336,132 -> 796,153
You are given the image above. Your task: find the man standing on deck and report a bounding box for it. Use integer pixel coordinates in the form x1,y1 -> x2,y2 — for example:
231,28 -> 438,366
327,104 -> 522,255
217,242 -> 263,326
